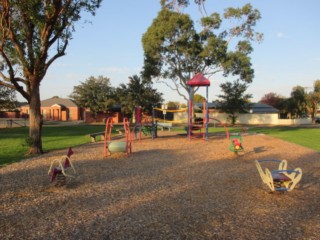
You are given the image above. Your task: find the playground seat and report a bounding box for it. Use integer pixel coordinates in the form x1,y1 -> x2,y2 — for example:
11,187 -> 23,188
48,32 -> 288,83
48,147 -> 76,186
104,117 -> 132,157
255,159 -> 302,192
229,135 -> 244,153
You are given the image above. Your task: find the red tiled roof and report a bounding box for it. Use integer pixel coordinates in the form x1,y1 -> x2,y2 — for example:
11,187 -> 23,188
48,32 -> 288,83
186,73 -> 210,87
41,98 -> 78,107
21,97 -> 78,108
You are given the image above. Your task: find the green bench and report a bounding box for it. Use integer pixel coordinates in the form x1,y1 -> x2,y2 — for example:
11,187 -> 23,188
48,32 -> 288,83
89,131 -> 105,142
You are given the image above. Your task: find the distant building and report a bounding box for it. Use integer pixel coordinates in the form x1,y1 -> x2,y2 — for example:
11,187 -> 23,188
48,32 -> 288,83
195,101 -> 280,114
20,97 -> 83,121
247,102 -> 280,114
19,97 -> 123,123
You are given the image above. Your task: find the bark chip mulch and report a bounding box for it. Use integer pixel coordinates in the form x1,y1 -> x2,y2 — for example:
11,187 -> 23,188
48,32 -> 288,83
1,132 -> 320,239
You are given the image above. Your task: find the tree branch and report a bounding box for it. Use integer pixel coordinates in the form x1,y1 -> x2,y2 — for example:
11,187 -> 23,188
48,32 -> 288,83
43,38 -> 68,75
158,78 -> 188,101
2,1 -> 30,70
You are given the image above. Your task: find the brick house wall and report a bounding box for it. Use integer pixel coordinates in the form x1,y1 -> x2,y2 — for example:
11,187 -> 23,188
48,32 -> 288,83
84,111 -> 123,123
18,97 -> 123,122
19,97 -> 83,121
0,111 -> 20,118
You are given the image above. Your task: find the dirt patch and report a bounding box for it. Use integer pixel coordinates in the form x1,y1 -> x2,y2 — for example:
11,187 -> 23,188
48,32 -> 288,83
1,132 -> 320,239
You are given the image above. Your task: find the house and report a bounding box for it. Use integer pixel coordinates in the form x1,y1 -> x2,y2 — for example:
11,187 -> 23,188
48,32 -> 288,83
195,101 -> 280,114
20,97 -> 83,121
20,97 -> 123,123
185,101 -> 284,125
248,102 -> 280,114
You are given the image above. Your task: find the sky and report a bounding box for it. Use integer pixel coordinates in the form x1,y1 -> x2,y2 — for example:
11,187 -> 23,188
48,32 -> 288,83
22,0 -> 320,104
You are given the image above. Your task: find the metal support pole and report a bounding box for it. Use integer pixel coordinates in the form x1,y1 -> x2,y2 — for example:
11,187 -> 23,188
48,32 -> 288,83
151,106 -> 157,139
206,86 -> 209,140
188,87 -> 193,139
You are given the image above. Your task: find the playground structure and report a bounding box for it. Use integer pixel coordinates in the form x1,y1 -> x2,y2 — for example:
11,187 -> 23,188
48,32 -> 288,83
104,117 -> 132,157
153,106 -> 189,134
48,147 -> 76,186
186,73 -> 210,140
152,101 -> 231,140
134,106 -> 189,139
255,159 -> 302,192
128,72 -> 238,143
152,106 -> 188,124
133,107 -> 155,141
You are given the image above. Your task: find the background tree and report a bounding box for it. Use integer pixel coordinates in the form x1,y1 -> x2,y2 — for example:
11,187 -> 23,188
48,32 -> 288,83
0,85 -> 17,110
160,0 -> 206,10
115,75 -> 163,118
193,93 -> 206,103
142,3 -> 262,101
167,101 -> 181,109
69,76 -> 114,121
180,102 -> 187,108
306,80 -> 320,121
259,92 -> 283,108
290,86 -> 307,118
0,0 -> 102,154
217,80 -> 252,125
259,92 -> 289,118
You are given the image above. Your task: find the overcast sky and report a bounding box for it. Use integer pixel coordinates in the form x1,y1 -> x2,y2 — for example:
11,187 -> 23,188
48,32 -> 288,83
24,0 -> 320,103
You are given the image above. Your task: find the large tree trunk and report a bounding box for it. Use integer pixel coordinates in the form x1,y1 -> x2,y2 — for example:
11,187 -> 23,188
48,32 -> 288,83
28,85 -> 43,154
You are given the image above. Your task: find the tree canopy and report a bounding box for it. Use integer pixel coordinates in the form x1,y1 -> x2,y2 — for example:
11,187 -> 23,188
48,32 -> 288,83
259,92 -> 285,109
160,0 -> 206,9
193,93 -> 206,103
0,0 -> 102,101
142,3 -> 262,101
0,0 -> 102,154
306,80 -> 320,120
0,85 -> 17,110
69,76 -> 114,119
290,86 -> 307,118
217,80 -> 252,125
115,75 -> 164,117
260,84 -> 319,119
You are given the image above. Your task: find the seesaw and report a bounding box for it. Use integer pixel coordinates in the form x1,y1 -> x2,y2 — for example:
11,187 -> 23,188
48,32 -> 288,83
107,141 -> 127,153
104,117 -> 132,157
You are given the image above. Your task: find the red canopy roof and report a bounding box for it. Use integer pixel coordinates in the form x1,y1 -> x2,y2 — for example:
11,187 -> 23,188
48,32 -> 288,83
186,73 -> 210,87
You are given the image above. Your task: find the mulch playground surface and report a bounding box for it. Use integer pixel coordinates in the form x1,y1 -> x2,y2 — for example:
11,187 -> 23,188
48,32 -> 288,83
1,132 -> 320,239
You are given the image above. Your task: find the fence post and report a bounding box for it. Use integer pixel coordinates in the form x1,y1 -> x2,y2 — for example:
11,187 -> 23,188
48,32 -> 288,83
7,119 -> 12,128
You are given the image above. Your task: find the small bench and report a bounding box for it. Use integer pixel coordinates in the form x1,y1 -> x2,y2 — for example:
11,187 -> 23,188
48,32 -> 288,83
157,122 -> 173,131
89,131 -> 105,142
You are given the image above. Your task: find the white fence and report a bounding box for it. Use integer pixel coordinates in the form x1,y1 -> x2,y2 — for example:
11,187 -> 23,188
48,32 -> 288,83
174,112 -> 313,125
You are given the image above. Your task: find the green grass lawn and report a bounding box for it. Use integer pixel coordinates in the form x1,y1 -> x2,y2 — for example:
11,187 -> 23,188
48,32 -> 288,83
250,126 -> 320,151
0,125 -> 105,166
1,125 -> 319,167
